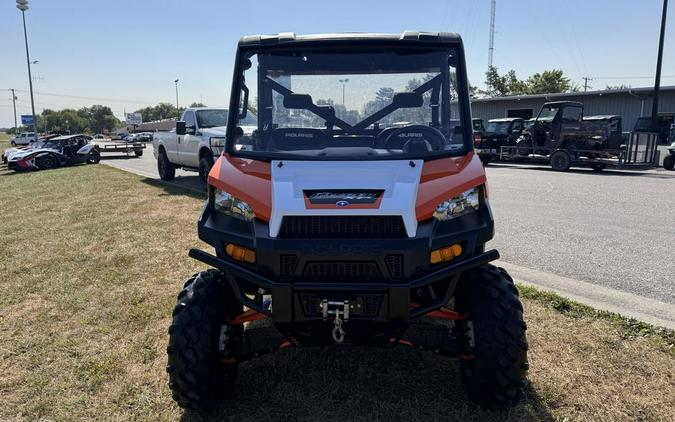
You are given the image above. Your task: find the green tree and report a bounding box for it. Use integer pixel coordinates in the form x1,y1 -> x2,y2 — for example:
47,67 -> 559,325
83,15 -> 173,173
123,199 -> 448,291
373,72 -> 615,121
525,70 -> 572,94
135,103 -> 181,122
481,66 -> 574,97
189,102 -> 207,107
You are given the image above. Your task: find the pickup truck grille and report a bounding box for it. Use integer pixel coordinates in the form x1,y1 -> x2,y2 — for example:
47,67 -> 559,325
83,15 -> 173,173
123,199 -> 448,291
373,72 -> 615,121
278,216 -> 406,238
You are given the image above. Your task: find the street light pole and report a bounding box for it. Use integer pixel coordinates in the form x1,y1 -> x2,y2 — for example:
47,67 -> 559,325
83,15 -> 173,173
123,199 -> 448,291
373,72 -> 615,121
651,0 -> 668,133
339,78 -> 349,106
174,79 -> 180,117
16,0 -> 38,136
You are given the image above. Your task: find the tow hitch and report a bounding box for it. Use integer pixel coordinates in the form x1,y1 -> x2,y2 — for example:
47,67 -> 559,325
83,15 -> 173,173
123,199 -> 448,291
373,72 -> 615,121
321,299 -> 350,343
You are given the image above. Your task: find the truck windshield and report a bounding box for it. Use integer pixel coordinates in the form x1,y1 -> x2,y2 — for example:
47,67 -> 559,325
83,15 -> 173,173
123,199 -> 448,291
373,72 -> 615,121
196,109 -> 228,128
229,47 -> 466,160
486,121 -> 510,134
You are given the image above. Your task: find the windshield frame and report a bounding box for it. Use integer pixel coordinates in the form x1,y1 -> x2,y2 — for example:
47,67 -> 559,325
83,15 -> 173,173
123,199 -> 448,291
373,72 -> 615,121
225,41 -> 473,161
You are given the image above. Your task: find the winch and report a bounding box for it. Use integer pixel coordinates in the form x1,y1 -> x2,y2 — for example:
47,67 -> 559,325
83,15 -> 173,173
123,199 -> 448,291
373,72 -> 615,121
321,299 -> 350,343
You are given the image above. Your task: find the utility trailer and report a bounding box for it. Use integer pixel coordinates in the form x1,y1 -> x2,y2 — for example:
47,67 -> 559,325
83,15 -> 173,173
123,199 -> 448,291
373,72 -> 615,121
91,139 -> 146,157
501,101 -> 659,171
499,131 -> 659,171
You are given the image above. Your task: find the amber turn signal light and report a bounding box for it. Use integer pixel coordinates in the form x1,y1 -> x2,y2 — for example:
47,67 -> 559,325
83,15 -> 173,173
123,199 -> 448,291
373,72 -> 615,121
430,244 -> 462,264
226,243 -> 256,263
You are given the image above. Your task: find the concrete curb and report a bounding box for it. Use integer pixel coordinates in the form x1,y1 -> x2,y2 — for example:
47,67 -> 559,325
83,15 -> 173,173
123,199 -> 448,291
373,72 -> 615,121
498,260 -> 675,330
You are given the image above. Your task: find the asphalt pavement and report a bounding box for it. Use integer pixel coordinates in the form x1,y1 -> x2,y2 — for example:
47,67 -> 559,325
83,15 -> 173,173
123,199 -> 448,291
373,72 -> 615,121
101,151 -> 675,328
100,148 -> 204,192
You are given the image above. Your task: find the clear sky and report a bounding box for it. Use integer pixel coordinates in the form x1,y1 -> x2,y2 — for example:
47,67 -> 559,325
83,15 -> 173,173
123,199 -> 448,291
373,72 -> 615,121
0,0 -> 672,127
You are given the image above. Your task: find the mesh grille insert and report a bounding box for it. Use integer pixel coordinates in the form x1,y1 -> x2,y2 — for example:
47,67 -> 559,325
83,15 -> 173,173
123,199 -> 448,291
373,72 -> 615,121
384,255 -> 404,279
302,262 -> 381,282
279,216 -> 406,238
280,255 -> 299,279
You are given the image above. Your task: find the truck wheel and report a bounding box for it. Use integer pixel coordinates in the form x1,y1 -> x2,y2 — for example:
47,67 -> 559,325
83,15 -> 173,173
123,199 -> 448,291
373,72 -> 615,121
455,265 -> 528,409
135,150 -> 143,157
550,150 -> 571,171
167,269 -> 244,410
157,149 -> 175,181
479,156 -> 491,166
87,149 -> 100,164
198,157 -> 214,187
11,141 -> 16,146
664,154 -> 675,171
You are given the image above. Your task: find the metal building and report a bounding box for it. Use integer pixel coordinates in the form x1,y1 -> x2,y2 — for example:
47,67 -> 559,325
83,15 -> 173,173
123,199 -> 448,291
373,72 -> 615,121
471,85 -> 675,131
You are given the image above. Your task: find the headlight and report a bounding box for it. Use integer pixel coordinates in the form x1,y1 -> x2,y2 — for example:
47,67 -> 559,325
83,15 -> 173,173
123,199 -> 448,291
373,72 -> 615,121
213,188 -> 255,221
210,137 -> 226,147
433,187 -> 481,221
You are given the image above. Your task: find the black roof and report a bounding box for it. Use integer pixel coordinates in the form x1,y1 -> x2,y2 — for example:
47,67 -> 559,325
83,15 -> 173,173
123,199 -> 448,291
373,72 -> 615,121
583,115 -> 622,121
488,117 -> 523,122
543,101 -> 583,107
238,32 -> 462,47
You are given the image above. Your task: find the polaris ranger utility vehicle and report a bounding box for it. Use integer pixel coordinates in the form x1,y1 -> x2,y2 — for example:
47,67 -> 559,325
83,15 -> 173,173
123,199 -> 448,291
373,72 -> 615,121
512,101 -> 657,171
167,32 -> 528,411
475,117 -> 524,164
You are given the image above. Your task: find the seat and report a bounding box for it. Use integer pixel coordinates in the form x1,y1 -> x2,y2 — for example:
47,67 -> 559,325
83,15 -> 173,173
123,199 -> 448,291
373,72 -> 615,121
268,128 -> 328,151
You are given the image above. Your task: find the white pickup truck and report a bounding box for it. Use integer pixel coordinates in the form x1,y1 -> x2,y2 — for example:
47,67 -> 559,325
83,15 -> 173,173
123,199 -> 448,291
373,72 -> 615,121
152,108 -> 229,184
10,132 -> 37,146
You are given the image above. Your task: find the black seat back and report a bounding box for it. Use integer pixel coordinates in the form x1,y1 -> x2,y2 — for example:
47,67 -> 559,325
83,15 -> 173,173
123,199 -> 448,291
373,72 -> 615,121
268,128 -> 328,151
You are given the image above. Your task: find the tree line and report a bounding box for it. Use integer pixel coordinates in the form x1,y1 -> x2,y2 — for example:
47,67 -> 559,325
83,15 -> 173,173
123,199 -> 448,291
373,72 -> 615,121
475,66 -> 575,97
5,102 -> 209,135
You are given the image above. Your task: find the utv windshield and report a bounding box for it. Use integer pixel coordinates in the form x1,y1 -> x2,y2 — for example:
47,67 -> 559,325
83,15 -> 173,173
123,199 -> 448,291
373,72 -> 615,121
536,106 -> 560,122
229,47 -> 466,160
485,121 -> 511,134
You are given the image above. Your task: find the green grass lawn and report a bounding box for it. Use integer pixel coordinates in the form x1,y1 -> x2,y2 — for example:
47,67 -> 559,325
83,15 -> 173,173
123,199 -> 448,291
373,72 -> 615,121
0,164 -> 673,421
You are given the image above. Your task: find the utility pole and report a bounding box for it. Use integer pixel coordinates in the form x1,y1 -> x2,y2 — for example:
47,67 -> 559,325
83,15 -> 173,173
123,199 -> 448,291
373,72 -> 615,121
8,89 -> 18,133
582,77 -> 593,92
16,0 -> 38,136
174,79 -> 180,117
488,0 -> 496,69
651,0 -> 668,132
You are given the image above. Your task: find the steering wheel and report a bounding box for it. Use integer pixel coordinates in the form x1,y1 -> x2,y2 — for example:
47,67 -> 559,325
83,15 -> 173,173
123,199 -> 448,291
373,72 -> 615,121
382,125 -> 446,151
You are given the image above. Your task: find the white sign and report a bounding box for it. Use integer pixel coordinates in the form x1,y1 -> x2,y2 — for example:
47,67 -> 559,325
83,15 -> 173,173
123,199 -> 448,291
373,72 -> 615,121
126,112 -> 143,126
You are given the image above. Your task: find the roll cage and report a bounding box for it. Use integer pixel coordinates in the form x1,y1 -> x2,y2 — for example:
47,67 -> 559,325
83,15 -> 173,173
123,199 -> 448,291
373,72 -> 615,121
225,33 -> 474,160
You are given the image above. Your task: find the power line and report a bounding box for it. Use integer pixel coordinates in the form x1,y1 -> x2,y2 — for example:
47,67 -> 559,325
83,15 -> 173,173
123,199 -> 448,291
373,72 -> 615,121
3,88 -> 158,105
591,74 -> 675,80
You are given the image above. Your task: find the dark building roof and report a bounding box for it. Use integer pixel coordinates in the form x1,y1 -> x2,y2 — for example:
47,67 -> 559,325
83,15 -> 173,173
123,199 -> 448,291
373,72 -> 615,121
472,86 -> 675,103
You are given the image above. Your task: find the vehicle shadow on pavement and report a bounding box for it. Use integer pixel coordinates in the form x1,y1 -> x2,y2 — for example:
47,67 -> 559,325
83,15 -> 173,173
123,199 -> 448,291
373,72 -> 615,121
141,177 -> 206,200
98,154 -> 145,160
178,347 -> 554,422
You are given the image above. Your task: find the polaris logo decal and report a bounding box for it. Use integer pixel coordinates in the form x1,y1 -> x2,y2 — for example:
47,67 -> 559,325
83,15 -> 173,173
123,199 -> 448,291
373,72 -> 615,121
335,200 -> 350,207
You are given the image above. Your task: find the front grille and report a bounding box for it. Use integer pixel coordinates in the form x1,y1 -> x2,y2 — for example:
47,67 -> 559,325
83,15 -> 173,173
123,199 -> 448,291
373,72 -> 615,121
384,255 -> 404,279
302,261 -> 381,282
278,216 -> 406,238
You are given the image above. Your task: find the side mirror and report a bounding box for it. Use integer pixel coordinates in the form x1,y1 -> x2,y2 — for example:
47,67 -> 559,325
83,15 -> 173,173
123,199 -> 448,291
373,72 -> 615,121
392,92 -> 424,108
176,121 -> 186,135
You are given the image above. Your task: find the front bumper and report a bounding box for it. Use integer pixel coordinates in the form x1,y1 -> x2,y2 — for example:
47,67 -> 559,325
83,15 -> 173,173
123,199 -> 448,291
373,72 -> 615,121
193,203 -> 496,332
